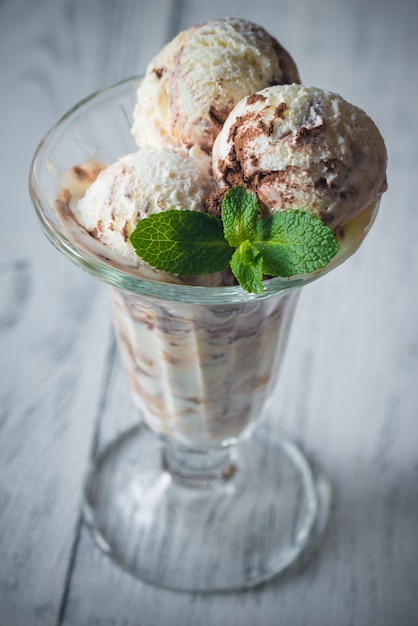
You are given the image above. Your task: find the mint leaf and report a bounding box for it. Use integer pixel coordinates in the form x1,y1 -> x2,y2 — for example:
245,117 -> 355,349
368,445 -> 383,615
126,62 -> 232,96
128,187 -> 340,293
129,210 -> 233,275
230,240 -> 264,294
255,210 -> 340,277
222,186 -> 259,247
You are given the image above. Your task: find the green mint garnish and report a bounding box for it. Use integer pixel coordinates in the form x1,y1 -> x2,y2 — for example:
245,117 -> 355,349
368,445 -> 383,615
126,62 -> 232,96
129,186 -> 340,293
255,210 -> 340,277
129,209 -> 234,275
230,240 -> 264,294
222,186 -> 259,246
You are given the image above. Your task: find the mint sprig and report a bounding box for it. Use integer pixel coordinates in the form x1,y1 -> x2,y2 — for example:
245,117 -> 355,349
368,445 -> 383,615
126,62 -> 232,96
129,186 -> 340,293
222,186 -> 259,246
129,209 -> 233,275
230,240 -> 264,294
255,210 -> 340,277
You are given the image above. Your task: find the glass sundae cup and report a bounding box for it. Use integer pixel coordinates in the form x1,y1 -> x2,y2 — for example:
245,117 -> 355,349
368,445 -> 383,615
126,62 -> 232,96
28,77 -> 341,592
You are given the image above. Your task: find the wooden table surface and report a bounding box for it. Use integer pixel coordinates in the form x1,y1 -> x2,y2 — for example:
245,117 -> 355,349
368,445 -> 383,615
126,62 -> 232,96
1,0 -> 417,624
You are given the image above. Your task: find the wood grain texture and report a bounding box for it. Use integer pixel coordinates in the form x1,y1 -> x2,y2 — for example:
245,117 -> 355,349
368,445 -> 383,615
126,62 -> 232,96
0,1 -> 171,625
1,0 -> 418,624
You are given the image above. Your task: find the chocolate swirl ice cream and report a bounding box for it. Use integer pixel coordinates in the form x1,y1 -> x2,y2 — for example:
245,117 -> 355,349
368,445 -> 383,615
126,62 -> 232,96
132,18 -> 300,154
55,150 -> 234,286
110,283 -> 299,446
50,22 -> 387,450
212,84 -> 387,232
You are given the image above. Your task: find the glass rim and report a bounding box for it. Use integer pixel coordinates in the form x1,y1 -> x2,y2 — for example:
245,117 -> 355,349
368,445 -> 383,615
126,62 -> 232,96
29,76 -> 337,304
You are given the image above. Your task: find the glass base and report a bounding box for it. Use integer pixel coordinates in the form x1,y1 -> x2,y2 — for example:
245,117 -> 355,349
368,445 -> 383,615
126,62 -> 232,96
83,424 -> 327,592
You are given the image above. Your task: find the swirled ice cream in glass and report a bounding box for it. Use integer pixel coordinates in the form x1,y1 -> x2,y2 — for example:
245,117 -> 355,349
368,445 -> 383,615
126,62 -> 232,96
29,18 -> 387,591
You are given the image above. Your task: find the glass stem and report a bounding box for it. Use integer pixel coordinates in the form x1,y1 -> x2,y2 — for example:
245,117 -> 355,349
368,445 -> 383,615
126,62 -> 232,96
162,443 -> 236,487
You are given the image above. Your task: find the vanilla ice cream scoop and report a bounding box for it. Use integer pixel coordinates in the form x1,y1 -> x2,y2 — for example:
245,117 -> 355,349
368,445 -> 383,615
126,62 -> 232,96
73,148 -> 212,267
56,148 -> 235,286
212,84 -> 388,231
132,18 -> 300,154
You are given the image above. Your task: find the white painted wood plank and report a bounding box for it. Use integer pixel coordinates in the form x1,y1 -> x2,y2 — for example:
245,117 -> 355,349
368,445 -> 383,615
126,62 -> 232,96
60,0 -> 418,624
1,0 -> 418,624
0,1 -> 173,624
0,258 -> 112,626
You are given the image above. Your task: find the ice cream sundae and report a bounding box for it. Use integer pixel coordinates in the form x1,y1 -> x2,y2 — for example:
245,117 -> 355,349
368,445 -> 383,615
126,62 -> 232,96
48,17 -> 386,446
